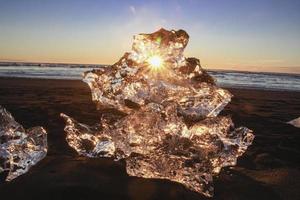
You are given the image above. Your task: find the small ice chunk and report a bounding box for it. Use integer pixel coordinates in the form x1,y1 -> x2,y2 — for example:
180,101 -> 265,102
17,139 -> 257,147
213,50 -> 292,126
0,105 -> 47,181
287,117 -> 300,128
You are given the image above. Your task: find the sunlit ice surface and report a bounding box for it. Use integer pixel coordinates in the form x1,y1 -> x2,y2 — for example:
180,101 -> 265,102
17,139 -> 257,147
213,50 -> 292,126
0,105 -> 47,181
61,28 -> 254,197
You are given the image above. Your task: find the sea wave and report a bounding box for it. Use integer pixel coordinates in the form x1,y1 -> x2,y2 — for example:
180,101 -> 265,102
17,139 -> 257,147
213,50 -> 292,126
0,66 -> 299,92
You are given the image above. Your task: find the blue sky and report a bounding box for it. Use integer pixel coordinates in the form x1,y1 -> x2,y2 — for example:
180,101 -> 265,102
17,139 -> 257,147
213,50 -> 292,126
0,0 -> 299,72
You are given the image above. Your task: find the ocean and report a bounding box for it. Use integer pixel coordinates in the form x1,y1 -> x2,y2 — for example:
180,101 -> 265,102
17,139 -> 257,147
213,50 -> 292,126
0,66 -> 299,92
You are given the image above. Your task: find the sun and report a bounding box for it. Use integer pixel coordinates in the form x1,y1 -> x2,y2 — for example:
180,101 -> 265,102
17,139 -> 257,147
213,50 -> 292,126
147,55 -> 164,70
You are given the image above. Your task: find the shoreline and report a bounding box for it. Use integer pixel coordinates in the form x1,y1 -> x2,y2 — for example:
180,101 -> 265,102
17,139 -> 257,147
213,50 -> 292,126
1,76 -> 300,93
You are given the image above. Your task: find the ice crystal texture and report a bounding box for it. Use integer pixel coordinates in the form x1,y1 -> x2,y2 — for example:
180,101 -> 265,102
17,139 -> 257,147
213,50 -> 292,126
0,106 -> 47,181
61,28 -> 254,197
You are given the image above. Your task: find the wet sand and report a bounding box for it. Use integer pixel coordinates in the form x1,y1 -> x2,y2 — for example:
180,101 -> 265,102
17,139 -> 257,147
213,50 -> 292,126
0,77 -> 299,200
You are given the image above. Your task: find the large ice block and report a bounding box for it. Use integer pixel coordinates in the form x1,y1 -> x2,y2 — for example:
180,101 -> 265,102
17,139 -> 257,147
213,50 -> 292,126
61,28 -> 254,197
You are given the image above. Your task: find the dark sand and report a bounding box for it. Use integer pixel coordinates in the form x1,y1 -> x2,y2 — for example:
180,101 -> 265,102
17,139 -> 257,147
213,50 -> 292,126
0,77 -> 299,200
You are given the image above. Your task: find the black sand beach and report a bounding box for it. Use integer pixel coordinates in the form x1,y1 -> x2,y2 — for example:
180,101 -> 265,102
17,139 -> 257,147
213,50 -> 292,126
0,77 -> 299,200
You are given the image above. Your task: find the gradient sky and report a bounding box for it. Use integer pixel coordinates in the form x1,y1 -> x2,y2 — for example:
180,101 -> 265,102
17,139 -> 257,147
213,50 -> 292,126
0,0 -> 300,73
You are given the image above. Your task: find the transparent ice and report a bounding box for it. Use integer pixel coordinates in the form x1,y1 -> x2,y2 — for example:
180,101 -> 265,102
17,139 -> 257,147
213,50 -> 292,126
61,28 -> 254,197
0,106 -> 47,181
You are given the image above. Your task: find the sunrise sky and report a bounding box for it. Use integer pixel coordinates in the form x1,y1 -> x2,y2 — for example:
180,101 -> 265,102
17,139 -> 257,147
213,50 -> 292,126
0,0 -> 299,73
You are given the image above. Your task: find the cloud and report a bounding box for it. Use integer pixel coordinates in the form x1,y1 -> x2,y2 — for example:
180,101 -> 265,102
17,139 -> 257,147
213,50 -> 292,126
258,59 -> 284,64
129,5 -> 136,15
